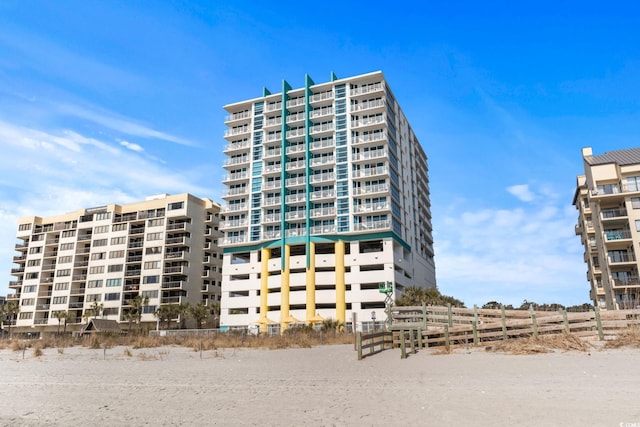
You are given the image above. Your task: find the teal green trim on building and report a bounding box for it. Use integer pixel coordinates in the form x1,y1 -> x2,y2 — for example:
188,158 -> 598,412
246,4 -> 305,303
304,74 -> 314,268
281,80 -> 291,271
330,71 -> 338,81
262,87 -> 271,96
223,231 -> 412,254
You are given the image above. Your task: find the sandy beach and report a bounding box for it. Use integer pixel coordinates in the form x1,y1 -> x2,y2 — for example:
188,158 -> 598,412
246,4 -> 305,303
1,343 -> 639,426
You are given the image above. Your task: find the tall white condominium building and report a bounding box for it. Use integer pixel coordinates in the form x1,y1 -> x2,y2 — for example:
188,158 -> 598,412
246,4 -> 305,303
8,193 -> 222,333
219,71 -> 436,332
574,147 -> 640,310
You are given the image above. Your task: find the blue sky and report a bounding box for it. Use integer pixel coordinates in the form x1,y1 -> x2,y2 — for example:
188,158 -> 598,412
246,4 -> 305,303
1,1 -> 639,307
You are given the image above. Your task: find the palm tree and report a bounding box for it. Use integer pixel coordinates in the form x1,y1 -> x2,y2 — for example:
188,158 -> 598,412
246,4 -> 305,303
155,304 -> 179,330
53,310 -> 69,336
189,303 -> 208,329
2,301 -> 20,339
89,301 -> 104,319
177,302 -> 190,329
128,295 -> 150,333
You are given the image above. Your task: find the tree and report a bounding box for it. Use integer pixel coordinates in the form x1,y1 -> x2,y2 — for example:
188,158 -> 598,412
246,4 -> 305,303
177,303 -> 190,329
189,303 -> 209,329
89,301 -> 103,320
1,301 -> 20,339
395,286 -> 465,308
155,304 -> 180,330
209,302 -> 221,328
53,310 -> 69,336
128,295 -> 150,333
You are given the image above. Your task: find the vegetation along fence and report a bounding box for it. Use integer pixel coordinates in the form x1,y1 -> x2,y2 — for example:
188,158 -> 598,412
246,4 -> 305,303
355,304 -> 640,359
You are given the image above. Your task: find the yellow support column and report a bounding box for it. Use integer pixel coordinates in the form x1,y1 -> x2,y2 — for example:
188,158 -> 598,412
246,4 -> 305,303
305,242 -> 316,324
259,248 -> 270,334
280,244 -> 291,333
335,240 -> 346,325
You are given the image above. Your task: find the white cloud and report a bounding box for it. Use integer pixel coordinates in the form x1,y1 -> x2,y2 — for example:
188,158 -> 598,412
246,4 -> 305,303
433,183 -> 586,307
0,120 -> 214,296
507,184 -> 535,202
120,140 -> 144,152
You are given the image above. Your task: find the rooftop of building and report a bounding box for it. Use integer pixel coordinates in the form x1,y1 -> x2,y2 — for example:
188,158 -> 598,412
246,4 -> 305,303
583,146 -> 640,166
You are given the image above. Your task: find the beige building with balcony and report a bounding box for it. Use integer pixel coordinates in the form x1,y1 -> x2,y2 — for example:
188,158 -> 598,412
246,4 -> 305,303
219,71 -> 436,332
7,193 -> 222,334
574,147 -> 640,309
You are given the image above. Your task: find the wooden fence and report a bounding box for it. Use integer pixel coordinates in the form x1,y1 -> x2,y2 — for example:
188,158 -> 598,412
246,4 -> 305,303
356,305 -> 640,359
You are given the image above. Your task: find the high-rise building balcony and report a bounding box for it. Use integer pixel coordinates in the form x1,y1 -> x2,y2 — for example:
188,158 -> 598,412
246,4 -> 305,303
221,203 -> 248,213
355,202 -> 390,213
310,155 -> 335,167
224,110 -> 251,123
310,189 -> 335,201
220,219 -> 248,229
166,236 -> 190,246
310,207 -> 336,218
352,166 -> 388,179
286,111 -> 305,124
352,149 -> 387,162
286,176 -> 306,187
353,219 -> 391,232
285,211 -> 305,220
223,140 -> 251,153
350,82 -> 383,97
263,148 -> 282,159
286,128 -> 306,140
309,138 -> 335,152
223,171 -> 249,182
223,156 -> 249,167
310,172 -> 335,184
286,160 -> 305,171
222,187 -> 249,198
286,97 -> 305,109
352,131 -> 387,145
310,106 -> 333,119
265,132 -> 282,143
264,163 -> 282,174
224,126 -> 250,139
310,90 -> 333,104
351,115 -> 386,129
221,235 -> 248,245
263,116 -> 283,128
263,197 -> 282,207
353,183 -> 389,196
263,230 -> 281,239
263,213 -> 281,223
601,207 -> 628,220
285,228 -> 306,237
286,193 -> 306,204
310,224 -> 336,235
309,122 -> 334,136
266,101 -> 282,112
350,98 -> 385,112
286,144 -> 305,155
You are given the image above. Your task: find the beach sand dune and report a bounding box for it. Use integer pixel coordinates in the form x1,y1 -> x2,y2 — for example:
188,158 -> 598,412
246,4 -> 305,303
1,344 -> 639,426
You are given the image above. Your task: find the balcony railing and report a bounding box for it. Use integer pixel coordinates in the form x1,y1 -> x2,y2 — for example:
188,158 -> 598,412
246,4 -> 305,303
310,155 -> 335,167
286,128 -> 306,139
286,144 -> 305,154
353,184 -> 389,195
221,236 -> 248,245
353,219 -> 392,231
262,180 -> 282,190
310,189 -> 335,200
222,187 -> 249,197
266,102 -> 282,112
353,149 -> 387,161
223,140 -> 251,152
310,172 -> 335,183
310,107 -> 333,118
166,223 -> 188,231
310,123 -> 334,134
224,126 -> 250,137
350,98 -> 385,112
601,208 -> 628,219
162,280 -> 186,289
353,166 -> 388,178
604,230 -> 632,241
350,82 -> 383,96
165,251 -> 186,259
164,266 -> 187,274
224,110 -> 250,122
310,91 -> 333,102
310,207 -> 336,218
286,176 -> 306,186
310,138 -> 335,150
285,229 -> 306,237
355,202 -> 389,213
608,253 -> 636,263
263,213 -> 280,223
286,193 -> 306,203
263,148 -> 282,158
310,224 -> 336,234
612,278 -> 640,287
220,219 -> 248,228
263,230 -> 281,239
285,211 -> 306,220
286,160 -> 306,171
286,97 -> 305,108
265,132 -> 282,143
286,111 -> 305,123
222,203 -> 248,213
264,164 -> 282,173
264,117 -> 282,127
263,197 -> 282,206
224,156 -> 249,166
353,132 -> 387,145
224,171 -> 249,181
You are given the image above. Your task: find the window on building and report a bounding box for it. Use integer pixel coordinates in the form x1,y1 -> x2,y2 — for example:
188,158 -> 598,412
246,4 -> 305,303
93,239 -> 108,247
56,269 -> 71,277
91,252 -> 106,261
109,250 -> 125,259
143,275 -> 159,284
94,225 -> 109,234
60,243 -> 74,251
95,212 -> 112,221
104,293 -> 120,301
144,261 -> 160,270
27,259 -> 41,267
146,246 -> 163,255
107,264 -> 123,273
168,201 -> 184,210
88,280 -> 103,288
111,236 -> 126,245
89,266 -> 105,274
52,296 -> 67,305
18,223 -> 32,231
61,230 -> 76,238
106,278 -> 122,287
146,232 -> 163,241
29,246 -> 42,254
112,223 -> 127,232
58,256 -> 73,264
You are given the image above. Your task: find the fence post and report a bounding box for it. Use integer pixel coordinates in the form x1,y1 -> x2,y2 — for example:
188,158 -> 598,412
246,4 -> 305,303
529,306 -> 538,338
352,312 -> 358,351
562,309 -> 569,334
400,330 -> 407,359
595,306 -> 604,341
501,305 -> 507,340
422,303 -> 428,330
411,329 -> 417,354
447,303 -> 453,327
472,321 -> 478,345
356,332 -> 363,360
444,324 -> 450,352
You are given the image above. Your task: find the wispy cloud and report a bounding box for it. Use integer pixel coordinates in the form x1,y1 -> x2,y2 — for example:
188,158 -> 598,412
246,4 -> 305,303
507,184 -> 535,202
120,140 -> 144,152
55,103 -> 198,147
